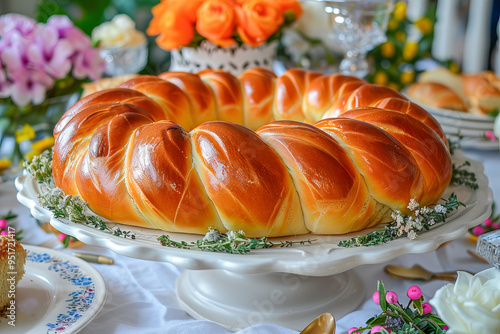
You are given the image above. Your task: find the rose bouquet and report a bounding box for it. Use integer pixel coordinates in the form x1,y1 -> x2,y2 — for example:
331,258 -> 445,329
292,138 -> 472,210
146,0 -> 303,50
0,14 -> 103,170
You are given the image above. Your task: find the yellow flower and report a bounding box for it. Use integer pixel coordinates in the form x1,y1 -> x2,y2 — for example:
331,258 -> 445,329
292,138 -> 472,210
415,17 -> 433,35
449,62 -> 460,74
393,2 -> 407,21
0,159 -> 11,173
388,82 -> 401,92
401,70 -> 416,85
388,19 -> 398,31
403,41 -> 418,61
23,152 -> 35,163
395,31 -> 406,43
15,124 -> 36,143
25,136 -> 55,162
381,41 -> 395,58
31,136 -> 55,155
374,71 -> 388,86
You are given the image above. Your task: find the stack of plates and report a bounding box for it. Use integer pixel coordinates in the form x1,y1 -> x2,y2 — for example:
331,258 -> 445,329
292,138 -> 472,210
405,99 -> 499,150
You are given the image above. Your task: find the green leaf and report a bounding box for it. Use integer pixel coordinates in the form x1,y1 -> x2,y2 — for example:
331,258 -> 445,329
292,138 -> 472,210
378,280 -> 387,312
62,235 -> 70,248
426,315 -> 447,326
414,296 -> 423,316
486,109 -> 499,118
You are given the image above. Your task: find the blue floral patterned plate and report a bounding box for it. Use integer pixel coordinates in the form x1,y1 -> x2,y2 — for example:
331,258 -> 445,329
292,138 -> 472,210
0,245 -> 106,333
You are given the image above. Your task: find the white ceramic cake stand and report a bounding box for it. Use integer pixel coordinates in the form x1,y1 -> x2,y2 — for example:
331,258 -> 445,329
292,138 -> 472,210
15,151 -> 493,331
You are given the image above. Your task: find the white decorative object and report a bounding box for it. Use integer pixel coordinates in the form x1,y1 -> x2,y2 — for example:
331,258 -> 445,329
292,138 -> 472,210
15,151 -> 492,331
93,14 -> 148,76
407,0 -> 428,21
99,42 -> 148,76
430,267 -> 500,334
432,0 -> 460,62
169,40 -> 278,76
462,0 -> 493,73
496,17 -> 500,77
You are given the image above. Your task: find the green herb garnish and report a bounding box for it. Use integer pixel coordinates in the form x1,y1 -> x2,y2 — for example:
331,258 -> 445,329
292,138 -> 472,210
338,194 -> 464,247
158,227 -> 314,254
25,151 -> 136,240
451,161 -> 478,190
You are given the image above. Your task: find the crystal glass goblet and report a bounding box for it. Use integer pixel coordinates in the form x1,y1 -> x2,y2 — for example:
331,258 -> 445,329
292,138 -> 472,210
313,0 -> 395,78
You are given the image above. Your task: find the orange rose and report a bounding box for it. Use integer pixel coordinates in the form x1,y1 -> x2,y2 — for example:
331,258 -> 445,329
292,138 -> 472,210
196,0 -> 236,47
274,0 -> 303,20
147,2 -> 195,50
235,0 -> 284,46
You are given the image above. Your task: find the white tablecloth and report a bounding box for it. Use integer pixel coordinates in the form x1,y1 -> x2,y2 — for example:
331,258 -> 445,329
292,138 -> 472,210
1,147 -> 498,334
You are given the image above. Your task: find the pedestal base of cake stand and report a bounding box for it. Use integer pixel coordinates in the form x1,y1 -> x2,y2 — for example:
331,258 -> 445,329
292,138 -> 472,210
176,269 -> 364,331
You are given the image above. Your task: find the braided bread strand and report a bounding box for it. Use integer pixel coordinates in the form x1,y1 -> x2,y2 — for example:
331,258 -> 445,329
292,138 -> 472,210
53,68 -> 452,237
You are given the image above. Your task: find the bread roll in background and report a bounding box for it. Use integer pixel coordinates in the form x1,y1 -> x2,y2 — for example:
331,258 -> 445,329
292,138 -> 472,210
52,68 -> 452,237
0,236 -> 26,317
406,82 -> 469,112
407,67 -> 500,116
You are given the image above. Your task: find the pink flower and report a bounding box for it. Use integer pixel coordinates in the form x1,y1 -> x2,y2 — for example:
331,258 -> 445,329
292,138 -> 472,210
485,130 -> 496,141
58,233 -> 67,241
1,39 -> 53,106
0,219 -> 7,229
0,14 -> 36,38
27,24 -> 74,79
372,291 -> 380,305
0,14 -> 103,106
46,15 -> 78,39
407,285 -> 422,300
472,225 -> 485,236
443,325 -> 449,330
371,325 -> 387,333
484,218 -> 492,227
349,327 -> 362,334
72,48 -> 103,80
493,222 -> 500,230
0,230 -> 7,236
422,302 -> 432,314
386,291 -> 399,304
0,59 -> 11,98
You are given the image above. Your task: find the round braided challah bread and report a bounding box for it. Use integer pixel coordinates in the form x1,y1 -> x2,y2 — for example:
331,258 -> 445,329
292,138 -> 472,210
53,68 -> 452,237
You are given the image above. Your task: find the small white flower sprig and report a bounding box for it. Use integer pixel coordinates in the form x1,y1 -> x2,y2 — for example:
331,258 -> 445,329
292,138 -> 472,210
158,227 -> 314,254
338,194 -> 464,248
24,151 -> 135,240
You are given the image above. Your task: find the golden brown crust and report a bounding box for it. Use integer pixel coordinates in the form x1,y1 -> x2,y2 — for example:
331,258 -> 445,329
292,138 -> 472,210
53,68 -> 451,237
341,107 -> 452,204
119,76 -> 195,129
462,74 -> 500,114
371,98 -> 448,147
199,70 -> 245,126
406,82 -> 468,111
412,67 -> 500,115
191,121 -> 307,237
238,68 -> 277,130
257,121 -> 383,234
274,68 -> 323,122
81,74 -> 138,97
158,72 -> 218,127
315,118 -> 425,212
0,237 -> 26,314
127,121 -> 225,233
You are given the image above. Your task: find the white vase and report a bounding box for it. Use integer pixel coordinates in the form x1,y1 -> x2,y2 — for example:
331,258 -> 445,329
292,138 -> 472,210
169,40 -> 278,76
